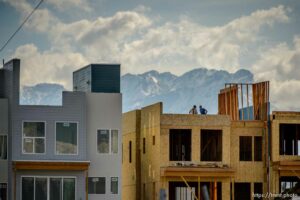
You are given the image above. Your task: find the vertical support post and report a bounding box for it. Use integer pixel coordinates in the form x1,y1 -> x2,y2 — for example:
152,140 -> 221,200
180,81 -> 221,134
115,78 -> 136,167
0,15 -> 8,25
229,85 -> 232,120
241,84 -> 244,120
231,179 -> 235,200
198,176 -> 200,199
246,84 -> 250,120
214,180 -> 217,200
225,87 -> 228,115
267,81 -> 271,199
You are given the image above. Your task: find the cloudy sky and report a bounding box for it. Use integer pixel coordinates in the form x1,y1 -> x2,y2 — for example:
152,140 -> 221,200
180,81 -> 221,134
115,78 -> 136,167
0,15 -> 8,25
0,0 -> 300,110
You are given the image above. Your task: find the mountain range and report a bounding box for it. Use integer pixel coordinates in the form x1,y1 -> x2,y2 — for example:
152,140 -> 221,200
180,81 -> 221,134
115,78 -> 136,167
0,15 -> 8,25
20,68 -> 253,114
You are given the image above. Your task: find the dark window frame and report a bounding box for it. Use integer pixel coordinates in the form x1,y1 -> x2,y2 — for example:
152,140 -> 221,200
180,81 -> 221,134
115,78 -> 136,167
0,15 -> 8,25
88,177 -> 106,194
239,136 -> 252,161
153,135 -> 155,146
169,129 -> 192,161
280,124 -> 300,156
254,136 -> 262,161
201,130 -> 222,161
254,182 -> 263,200
143,138 -> 146,154
129,141 -> 132,163
234,182 -> 251,200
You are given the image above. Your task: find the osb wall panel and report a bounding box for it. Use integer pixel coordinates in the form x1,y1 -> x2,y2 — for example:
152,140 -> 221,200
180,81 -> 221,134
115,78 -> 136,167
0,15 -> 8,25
272,112 -> 300,120
271,119 -> 300,162
270,167 -> 280,194
122,110 -> 141,134
161,114 -> 231,127
160,125 -> 231,167
140,103 -> 162,200
122,132 -> 137,200
122,110 -> 141,200
141,102 -> 162,129
231,124 -> 266,183
122,185 -> 136,200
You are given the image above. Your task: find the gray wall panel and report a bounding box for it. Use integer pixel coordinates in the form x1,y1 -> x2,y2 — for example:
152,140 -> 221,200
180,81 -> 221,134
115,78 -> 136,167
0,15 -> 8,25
86,93 -> 122,200
12,92 -> 87,161
0,99 -> 8,183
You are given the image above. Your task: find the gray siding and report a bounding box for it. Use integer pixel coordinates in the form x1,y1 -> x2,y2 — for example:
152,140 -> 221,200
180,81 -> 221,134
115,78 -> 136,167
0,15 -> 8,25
73,66 -> 91,92
73,64 -> 120,93
86,93 -> 122,200
0,99 -> 8,134
0,99 -> 8,183
0,69 -> 4,97
3,59 -> 20,200
12,92 -> 87,161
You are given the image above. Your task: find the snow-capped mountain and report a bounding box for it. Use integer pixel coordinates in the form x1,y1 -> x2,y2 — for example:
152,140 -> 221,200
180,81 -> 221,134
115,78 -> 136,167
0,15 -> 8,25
20,68 -> 253,114
122,68 -> 253,113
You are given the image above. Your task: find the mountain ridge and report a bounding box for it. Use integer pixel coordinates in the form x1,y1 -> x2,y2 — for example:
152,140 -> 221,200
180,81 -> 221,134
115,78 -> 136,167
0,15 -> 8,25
20,67 -> 253,114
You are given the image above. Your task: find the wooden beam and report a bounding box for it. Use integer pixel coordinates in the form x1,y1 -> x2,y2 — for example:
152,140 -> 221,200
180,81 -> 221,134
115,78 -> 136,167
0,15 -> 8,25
180,176 -> 199,200
13,161 -> 90,171
161,167 -> 235,177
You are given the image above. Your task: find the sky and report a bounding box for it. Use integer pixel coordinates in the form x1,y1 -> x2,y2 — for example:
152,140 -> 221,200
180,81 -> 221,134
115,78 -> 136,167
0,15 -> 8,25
0,0 -> 300,111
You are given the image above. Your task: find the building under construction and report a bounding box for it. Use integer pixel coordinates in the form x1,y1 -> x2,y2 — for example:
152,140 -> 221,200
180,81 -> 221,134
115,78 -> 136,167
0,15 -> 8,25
122,81 -> 300,200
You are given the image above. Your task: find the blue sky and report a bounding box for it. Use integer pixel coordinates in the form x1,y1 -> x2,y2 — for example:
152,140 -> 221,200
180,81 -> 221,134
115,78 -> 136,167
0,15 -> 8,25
0,0 -> 300,110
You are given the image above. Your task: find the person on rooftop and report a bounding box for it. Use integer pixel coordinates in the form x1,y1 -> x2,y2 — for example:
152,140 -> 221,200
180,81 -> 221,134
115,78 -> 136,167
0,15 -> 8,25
189,105 -> 198,114
199,105 -> 208,115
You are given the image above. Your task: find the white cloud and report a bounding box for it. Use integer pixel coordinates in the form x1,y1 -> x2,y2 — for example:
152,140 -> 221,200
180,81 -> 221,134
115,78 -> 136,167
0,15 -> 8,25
3,0 -> 59,33
13,44 -> 88,89
46,0 -> 91,11
121,5 -> 289,74
6,2 -> 296,111
252,36 -> 300,111
7,2 -> 289,75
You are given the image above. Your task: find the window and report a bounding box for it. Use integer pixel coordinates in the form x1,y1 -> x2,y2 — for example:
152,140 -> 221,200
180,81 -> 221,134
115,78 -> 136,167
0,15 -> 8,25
129,141 -> 132,163
111,177 -> 118,194
0,183 -> 7,200
0,135 -> 7,160
97,129 -> 119,154
143,138 -> 146,154
111,130 -> 118,154
23,122 -> 45,154
201,130 -> 222,161
169,129 -> 191,161
63,178 -> 76,200
254,136 -> 262,161
169,182 -> 221,200
98,130 -> 109,153
88,177 -> 105,194
22,177 -> 34,200
280,176 -> 300,194
280,124 -> 300,155
254,182 -> 263,200
153,136 -> 155,146
21,177 -> 75,200
234,183 -> 250,200
239,136 -> 252,161
56,122 -> 78,155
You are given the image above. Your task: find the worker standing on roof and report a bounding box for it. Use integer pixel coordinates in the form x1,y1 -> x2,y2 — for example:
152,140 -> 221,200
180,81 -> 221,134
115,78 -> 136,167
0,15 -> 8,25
189,105 -> 198,114
199,105 -> 208,115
